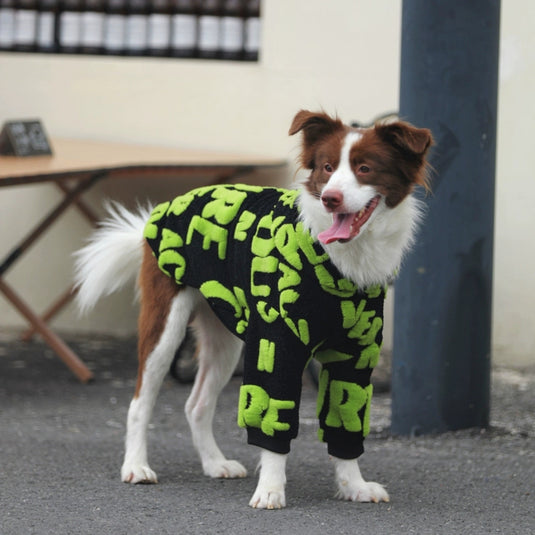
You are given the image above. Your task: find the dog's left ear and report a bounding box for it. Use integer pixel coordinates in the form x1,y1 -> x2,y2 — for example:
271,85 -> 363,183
376,121 -> 434,193
375,122 -> 433,157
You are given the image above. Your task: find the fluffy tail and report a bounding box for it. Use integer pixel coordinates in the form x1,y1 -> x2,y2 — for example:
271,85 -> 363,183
73,201 -> 153,314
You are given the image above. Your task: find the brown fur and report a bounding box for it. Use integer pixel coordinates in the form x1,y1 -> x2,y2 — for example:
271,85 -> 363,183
289,110 -> 433,207
354,123 -> 433,207
289,110 -> 348,175
134,243 -> 180,397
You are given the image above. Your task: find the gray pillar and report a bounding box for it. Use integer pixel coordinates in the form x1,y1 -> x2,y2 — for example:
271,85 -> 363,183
392,0 -> 501,435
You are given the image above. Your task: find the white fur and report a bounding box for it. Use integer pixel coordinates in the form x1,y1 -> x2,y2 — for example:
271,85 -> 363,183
121,288 -> 196,484
298,185 -> 422,288
73,201 -> 152,313
333,457 -> 390,503
322,131 -> 379,219
185,299 -> 247,479
327,132 -> 364,197
249,450 -> 288,509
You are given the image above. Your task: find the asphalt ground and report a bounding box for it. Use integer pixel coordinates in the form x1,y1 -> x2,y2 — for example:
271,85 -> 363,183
1,332 -> 534,535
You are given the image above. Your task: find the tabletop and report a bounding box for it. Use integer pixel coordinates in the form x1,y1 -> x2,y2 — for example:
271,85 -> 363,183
0,138 -> 287,186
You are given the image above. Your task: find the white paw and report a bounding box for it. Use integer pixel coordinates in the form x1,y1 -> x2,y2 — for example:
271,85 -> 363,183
203,459 -> 248,479
249,450 -> 288,509
333,457 -> 389,503
336,479 -> 390,503
249,486 -> 286,509
121,463 -> 158,484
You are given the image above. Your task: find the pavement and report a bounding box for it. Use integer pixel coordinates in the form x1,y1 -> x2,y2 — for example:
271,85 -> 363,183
0,331 -> 533,535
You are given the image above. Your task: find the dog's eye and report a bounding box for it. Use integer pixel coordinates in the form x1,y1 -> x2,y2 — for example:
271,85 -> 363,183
358,165 -> 371,173
324,163 -> 334,173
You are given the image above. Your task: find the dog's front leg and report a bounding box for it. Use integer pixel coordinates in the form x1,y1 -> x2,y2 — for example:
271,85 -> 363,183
249,450 -> 288,509
332,457 -> 389,503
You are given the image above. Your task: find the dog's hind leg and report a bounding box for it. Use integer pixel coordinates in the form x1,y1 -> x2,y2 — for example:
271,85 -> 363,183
121,246 -> 197,484
186,300 -> 247,479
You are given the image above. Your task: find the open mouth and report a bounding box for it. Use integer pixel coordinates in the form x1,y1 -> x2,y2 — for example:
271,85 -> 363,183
318,195 -> 381,244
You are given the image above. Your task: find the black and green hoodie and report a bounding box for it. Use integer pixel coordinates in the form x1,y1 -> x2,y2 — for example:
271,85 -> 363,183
144,184 -> 385,459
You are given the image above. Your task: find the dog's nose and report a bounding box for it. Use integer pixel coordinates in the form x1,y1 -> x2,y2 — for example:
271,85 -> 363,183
321,189 -> 344,211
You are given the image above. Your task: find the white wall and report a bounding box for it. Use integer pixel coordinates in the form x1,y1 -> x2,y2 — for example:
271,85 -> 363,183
0,0 -> 533,367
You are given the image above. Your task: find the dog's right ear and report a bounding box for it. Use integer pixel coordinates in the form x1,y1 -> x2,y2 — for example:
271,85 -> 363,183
289,110 -> 343,140
289,110 -> 344,169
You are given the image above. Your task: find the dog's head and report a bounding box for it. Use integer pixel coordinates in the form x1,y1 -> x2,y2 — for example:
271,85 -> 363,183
289,110 -> 433,244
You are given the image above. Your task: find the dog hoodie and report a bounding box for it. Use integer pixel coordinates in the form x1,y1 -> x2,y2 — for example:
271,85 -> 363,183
144,184 -> 385,459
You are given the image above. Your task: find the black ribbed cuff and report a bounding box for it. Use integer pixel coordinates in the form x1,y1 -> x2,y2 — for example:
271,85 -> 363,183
247,429 -> 292,454
327,441 -> 364,460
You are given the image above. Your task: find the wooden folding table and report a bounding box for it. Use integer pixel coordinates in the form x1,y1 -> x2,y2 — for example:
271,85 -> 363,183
0,138 -> 286,383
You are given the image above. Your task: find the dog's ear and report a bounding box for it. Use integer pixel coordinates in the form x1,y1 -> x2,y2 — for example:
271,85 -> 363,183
289,110 -> 345,169
289,110 -> 344,143
375,121 -> 434,192
375,121 -> 433,157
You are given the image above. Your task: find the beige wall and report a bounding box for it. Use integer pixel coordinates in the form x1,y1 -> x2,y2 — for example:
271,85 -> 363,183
493,2 -> 535,367
0,1 -> 533,367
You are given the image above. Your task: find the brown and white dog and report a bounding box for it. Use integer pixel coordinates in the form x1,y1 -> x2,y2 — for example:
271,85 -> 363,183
74,110 -> 432,509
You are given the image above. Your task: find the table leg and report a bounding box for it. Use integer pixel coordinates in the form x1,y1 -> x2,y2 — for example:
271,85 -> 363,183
21,181 -> 100,341
20,286 -> 78,342
0,278 -> 94,383
55,181 -> 100,225
0,173 -> 104,277
0,172 -> 106,382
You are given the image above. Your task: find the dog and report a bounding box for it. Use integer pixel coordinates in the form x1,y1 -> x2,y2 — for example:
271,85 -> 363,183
74,110 -> 432,509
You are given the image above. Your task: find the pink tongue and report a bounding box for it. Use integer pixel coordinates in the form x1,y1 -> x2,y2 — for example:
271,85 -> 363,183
318,213 -> 354,244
